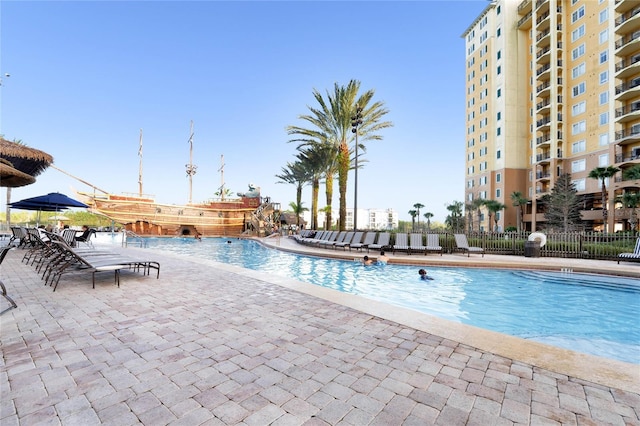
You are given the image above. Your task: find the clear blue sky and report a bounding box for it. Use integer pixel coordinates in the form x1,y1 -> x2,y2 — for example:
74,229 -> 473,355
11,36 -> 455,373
1,0 -> 488,224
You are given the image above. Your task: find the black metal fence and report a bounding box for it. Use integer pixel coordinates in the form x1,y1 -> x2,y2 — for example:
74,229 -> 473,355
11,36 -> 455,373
387,231 -> 639,260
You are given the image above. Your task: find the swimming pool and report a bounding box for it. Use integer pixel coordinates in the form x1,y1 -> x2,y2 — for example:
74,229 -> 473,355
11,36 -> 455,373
110,235 -> 640,364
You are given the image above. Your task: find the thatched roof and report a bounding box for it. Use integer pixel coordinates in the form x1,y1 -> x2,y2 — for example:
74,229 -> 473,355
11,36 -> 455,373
0,158 -> 36,187
0,137 -> 53,177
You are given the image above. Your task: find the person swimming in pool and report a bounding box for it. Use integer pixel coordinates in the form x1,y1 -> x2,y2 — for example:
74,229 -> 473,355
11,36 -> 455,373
419,268 -> 434,280
363,255 -> 376,265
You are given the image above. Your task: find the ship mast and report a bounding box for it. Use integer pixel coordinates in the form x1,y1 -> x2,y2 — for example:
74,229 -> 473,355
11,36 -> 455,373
218,155 -> 225,200
185,120 -> 197,204
138,128 -> 143,197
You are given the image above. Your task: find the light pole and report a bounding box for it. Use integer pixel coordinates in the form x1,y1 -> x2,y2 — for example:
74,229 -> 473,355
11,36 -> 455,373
351,105 -> 363,231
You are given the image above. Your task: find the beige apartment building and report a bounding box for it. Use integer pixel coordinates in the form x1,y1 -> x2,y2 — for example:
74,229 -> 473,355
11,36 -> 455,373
463,0 -> 640,232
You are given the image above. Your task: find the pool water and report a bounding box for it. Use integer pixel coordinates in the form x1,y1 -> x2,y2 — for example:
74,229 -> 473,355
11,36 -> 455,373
112,235 -> 640,364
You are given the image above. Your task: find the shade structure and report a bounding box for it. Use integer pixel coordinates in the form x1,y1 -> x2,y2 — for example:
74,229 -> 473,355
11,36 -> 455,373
9,201 -> 64,212
0,158 -> 36,188
0,138 -> 53,177
11,192 -> 88,210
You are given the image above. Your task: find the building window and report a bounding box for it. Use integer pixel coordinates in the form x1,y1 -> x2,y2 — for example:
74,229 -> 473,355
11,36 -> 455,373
599,71 -> 608,84
572,5 -> 585,23
496,173 -> 501,182
572,44 -> 585,60
497,127 -> 501,136
497,5 -> 500,14
572,121 -> 586,135
497,111 -> 501,121
497,27 -> 501,37
572,101 -> 586,116
572,82 -> 586,97
600,91 -> 608,105
571,159 -> 586,173
599,8 -> 608,23
572,178 -> 586,191
496,189 -> 501,198
599,112 -> 609,125
497,65 -> 501,75
572,25 -> 585,42
497,88 -> 502,98
572,62 -> 586,78
599,29 -> 608,44
480,176 -> 487,185
600,50 -> 608,63
497,50 -> 501,60
599,153 -> 609,167
599,133 -> 609,146
572,139 -> 586,153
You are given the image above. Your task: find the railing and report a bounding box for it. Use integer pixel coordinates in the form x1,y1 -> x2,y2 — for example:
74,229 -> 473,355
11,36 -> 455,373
122,230 -> 147,248
615,102 -> 640,117
382,232 -> 640,261
615,54 -> 640,72
615,6 -> 640,27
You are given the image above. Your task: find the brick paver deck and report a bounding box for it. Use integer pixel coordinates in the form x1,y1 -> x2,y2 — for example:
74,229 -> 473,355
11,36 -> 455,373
1,239 -> 639,425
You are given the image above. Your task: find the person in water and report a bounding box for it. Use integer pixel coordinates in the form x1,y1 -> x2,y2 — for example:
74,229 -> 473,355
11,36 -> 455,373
378,250 -> 389,264
363,255 -> 375,265
419,268 -> 434,280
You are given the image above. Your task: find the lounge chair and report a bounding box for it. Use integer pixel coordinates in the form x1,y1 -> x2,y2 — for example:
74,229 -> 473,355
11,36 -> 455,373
320,231 -> 346,248
303,230 -> 326,245
9,226 -> 27,248
392,233 -> 410,254
454,234 -> 485,257
334,231 -> 355,250
368,232 -> 390,253
343,231 -> 363,251
315,231 -> 338,247
618,238 -> 640,264
409,233 -> 427,255
350,232 -> 375,252
426,234 -> 443,256
0,246 -> 18,314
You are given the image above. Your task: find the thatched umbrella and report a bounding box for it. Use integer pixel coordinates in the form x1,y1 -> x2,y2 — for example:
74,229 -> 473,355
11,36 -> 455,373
0,137 -> 54,225
0,158 -> 36,187
0,137 -> 53,177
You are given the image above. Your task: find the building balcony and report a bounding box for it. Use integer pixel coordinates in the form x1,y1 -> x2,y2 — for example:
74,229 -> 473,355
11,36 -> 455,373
518,0 -> 532,14
536,98 -> 551,112
615,127 -> 640,145
615,151 -> 640,164
536,28 -> 550,43
536,12 -> 550,32
536,80 -> 551,95
615,54 -> 640,79
536,45 -> 551,61
518,10 -> 532,28
615,31 -> 640,56
536,134 -> 551,146
535,0 -> 548,13
536,117 -> 551,129
615,78 -> 640,101
616,0 -> 638,15
613,177 -> 640,191
615,6 -> 640,34
536,152 -> 551,163
615,102 -> 640,122
536,172 -> 551,181
536,63 -> 551,77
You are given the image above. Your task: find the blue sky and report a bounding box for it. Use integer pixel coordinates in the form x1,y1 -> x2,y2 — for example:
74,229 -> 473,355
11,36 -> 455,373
1,0 -> 488,223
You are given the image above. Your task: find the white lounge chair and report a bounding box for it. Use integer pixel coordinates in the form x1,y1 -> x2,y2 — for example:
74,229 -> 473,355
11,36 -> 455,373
618,238 -> 640,264
369,232 -> 390,253
454,234 -> 485,257
409,233 -> 427,255
392,233 -> 410,254
426,234 -> 443,256
350,232 -> 375,252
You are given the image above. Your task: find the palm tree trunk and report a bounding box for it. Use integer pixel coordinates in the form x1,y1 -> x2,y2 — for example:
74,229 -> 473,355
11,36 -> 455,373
601,181 -> 608,233
325,174 -> 333,230
5,188 -> 11,226
312,178 -> 319,229
337,142 -> 349,231
296,185 -> 302,228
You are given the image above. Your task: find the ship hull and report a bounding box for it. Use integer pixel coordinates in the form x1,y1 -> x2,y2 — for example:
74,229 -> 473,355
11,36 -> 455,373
81,193 -> 262,237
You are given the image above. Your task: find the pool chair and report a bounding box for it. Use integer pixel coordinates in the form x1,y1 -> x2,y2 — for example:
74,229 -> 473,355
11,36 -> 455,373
392,233 -> 410,254
454,234 -> 485,257
350,232 -> 375,252
0,246 -> 18,314
319,231 -> 346,248
426,234 -> 443,256
344,231 -> 364,251
409,233 -> 427,255
618,237 -> 640,264
334,231 -> 356,250
368,232 -> 390,253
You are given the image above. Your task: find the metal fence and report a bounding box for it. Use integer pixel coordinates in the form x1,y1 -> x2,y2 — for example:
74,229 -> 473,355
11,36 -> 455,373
388,231 -> 639,261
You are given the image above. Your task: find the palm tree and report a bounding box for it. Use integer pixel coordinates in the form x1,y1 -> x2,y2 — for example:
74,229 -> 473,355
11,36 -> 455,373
295,149 -> 326,229
408,210 -> 417,231
287,80 -> 393,230
413,203 -> 424,230
275,161 -> 311,229
467,198 -> 485,232
510,191 -> 529,232
617,191 -> 640,234
484,200 -> 507,232
287,201 -> 308,229
445,201 -> 464,233
423,212 -> 433,231
588,165 -> 620,233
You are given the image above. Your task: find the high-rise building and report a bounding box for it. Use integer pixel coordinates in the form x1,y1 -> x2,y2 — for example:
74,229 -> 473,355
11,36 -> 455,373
462,0 -> 639,232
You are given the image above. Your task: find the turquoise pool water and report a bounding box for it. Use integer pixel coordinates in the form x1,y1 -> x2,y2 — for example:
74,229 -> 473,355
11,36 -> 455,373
110,235 -> 640,364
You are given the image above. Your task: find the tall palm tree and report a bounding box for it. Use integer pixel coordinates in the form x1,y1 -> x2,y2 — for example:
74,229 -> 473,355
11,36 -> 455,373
445,201 -> 464,233
484,200 -> 507,232
588,165 -> 620,233
287,201 -> 308,229
423,212 -> 433,231
413,203 -> 424,230
408,210 -> 417,231
275,161 -> 311,229
467,198 -> 485,232
287,80 -> 393,230
296,149 -> 326,229
510,191 -> 529,232
617,191 -> 640,233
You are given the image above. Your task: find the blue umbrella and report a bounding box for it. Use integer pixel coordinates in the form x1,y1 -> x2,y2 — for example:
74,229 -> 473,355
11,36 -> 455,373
11,192 -> 88,209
